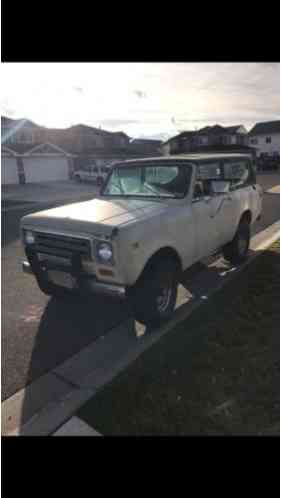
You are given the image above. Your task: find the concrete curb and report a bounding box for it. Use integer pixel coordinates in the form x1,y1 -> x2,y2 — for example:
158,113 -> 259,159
2,220 -> 280,436
53,417 -> 102,436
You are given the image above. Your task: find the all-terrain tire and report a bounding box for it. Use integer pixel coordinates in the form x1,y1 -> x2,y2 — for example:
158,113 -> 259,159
127,258 -> 179,327
223,219 -> 250,265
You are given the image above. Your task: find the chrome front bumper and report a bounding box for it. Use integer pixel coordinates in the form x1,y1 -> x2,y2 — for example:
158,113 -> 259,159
22,260 -> 126,300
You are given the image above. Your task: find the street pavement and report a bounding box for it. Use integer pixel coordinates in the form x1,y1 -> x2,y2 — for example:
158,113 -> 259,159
2,173 -> 280,401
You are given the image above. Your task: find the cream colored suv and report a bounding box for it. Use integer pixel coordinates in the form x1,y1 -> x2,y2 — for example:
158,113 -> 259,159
21,154 -> 262,326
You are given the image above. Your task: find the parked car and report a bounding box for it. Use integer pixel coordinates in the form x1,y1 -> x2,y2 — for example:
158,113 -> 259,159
73,164 -> 111,185
21,153 -> 262,327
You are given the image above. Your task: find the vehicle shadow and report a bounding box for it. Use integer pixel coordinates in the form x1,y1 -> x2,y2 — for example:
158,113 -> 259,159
16,244 -> 279,435
14,256 -> 243,434
18,291 -> 132,435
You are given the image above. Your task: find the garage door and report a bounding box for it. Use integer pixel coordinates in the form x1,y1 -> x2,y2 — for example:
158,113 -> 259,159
1,157 -> 19,185
23,157 -> 69,183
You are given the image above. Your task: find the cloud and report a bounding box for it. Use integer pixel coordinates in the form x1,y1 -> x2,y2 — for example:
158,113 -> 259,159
1,63 -> 279,136
98,118 -> 140,128
134,90 -> 147,99
73,86 -> 83,94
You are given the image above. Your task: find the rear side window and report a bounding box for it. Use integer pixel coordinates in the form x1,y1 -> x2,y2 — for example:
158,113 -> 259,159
197,161 -> 222,180
193,161 -> 222,200
223,159 -> 254,189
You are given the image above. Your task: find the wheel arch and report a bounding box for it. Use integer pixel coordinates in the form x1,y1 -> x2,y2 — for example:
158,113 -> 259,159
134,246 -> 182,285
240,209 -> 252,225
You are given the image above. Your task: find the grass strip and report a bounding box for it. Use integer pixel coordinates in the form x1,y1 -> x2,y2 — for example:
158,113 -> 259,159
78,241 -> 280,435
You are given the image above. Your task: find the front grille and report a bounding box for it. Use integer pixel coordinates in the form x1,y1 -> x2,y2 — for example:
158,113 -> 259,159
34,232 -> 91,260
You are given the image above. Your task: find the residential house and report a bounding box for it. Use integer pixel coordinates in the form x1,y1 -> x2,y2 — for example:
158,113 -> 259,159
161,124 -> 251,156
247,120 -> 280,158
128,138 -> 162,155
161,131 -> 196,155
1,117 -> 131,155
49,125 -> 130,155
1,141 -> 75,185
1,117 -> 75,185
1,116 -> 164,181
196,125 -> 247,147
1,116 -> 43,152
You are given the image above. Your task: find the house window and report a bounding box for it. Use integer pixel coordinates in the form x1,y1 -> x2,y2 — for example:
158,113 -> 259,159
250,138 -> 258,145
266,136 -> 272,143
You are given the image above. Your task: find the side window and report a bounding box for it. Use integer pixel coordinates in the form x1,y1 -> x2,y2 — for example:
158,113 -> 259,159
223,160 -> 251,190
197,162 -> 222,181
193,178 -> 214,199
193,161 -> 222,200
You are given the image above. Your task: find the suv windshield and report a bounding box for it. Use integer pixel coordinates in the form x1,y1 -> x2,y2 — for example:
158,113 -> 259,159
102,162 -> 192,199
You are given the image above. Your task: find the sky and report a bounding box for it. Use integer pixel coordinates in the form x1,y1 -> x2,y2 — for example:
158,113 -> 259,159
0,63 -> 280,140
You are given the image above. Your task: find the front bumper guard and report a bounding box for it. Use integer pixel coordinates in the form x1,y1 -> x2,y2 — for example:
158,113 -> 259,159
22,260 -> 126,300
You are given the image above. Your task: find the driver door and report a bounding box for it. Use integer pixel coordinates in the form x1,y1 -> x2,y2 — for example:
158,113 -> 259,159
191,179 -> 221,260
191,161 -> 224,260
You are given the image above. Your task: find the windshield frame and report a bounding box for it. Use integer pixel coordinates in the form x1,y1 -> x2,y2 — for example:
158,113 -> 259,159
100,160 -> 193,200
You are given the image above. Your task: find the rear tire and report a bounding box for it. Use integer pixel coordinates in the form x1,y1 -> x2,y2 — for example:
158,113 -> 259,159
223,219 -> 250,265
127,258 -> 179,327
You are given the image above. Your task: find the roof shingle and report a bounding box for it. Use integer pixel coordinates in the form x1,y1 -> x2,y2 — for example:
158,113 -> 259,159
249,120 -> 280,136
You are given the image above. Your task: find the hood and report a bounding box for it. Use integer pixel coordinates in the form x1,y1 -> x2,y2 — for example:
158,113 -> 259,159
21,197 -> 167,237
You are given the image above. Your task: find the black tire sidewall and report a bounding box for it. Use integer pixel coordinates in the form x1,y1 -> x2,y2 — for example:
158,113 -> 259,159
128,259 -> 178,326
223,220 -> 250,264
236,221 -> 250,259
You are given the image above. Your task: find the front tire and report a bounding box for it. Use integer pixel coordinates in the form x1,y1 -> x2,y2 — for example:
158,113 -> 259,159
127,258 -> 179,327
223,219 -> 250,265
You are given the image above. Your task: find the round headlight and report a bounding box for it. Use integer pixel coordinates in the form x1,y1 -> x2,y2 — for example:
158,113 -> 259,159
25,230 -> 35,245
97,242 -> 113,262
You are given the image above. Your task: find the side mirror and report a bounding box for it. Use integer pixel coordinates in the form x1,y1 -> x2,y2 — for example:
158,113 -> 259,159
211,181 -> 231,194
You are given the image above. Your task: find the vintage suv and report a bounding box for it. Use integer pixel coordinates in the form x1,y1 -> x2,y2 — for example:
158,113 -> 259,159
21,154 -> 262,326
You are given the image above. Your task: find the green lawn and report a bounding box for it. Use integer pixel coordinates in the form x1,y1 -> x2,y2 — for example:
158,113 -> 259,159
78,241 -> 280,435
